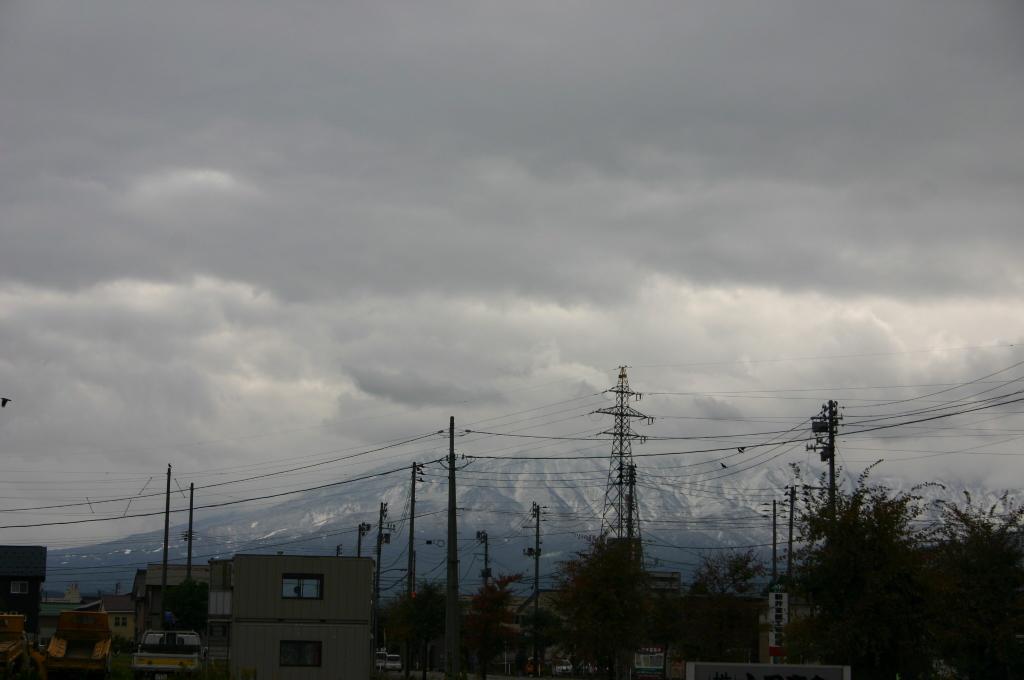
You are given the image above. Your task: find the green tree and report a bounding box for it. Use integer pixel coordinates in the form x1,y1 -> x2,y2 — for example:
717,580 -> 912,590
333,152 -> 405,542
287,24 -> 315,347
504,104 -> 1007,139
680,550 -> 766,662
929,492 -> 1024,678
554,538 -> 648,680
384,580 -> 445,680
519,606 -> 562,674
646,591 -> 685,670
163,579 -> 208,632
789,467 -> 934,680
464,575 -> 521,680
689,549 -> 766,597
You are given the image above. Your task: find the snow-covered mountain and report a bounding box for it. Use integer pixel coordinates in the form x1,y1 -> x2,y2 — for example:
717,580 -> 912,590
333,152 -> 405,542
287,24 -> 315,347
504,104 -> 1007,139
46,456 -> 1010,598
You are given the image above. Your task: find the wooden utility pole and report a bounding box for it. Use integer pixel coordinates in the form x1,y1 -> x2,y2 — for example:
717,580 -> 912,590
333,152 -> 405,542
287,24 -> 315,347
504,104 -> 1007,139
445,417 -> 460,677
477,531 -> 490,587
373,502 -> 388,657
160,464 -> 171,630
531,502 -> 542,676
771,499 -> 778,583
358,521 -> 371,558
810,400 -> 840,518
787,486 -> 796,579
827,400 -> 838,516
185,483 -> 194,580
405,462 -> 419,680
408,462 -> 418,597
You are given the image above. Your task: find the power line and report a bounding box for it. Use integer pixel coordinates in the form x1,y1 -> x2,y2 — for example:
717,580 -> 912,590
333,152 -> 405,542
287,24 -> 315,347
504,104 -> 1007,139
0,461 -> 436,530
0,431 -> 441,514
629,342 -> 1017,369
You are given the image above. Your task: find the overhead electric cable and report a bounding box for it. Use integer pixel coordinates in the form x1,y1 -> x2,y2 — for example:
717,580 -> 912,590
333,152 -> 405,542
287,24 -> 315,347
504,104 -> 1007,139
0,431 -> 441,514
0,460 -> 438,530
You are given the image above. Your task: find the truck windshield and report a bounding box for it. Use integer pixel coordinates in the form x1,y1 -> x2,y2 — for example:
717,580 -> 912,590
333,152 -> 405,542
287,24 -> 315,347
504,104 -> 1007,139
141,633 -> 201,650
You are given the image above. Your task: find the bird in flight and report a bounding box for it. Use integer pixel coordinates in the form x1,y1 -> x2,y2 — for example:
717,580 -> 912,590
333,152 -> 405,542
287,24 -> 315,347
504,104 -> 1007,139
0,398 -> 11,408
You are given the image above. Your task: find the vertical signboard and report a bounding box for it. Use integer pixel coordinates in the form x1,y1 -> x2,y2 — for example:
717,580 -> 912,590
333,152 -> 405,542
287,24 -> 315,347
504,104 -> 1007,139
767,591 -> 788,657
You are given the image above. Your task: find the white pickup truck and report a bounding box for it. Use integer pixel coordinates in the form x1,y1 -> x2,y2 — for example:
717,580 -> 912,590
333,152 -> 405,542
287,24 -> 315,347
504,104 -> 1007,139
375,651 -> 402,672
130,630 -> 202,679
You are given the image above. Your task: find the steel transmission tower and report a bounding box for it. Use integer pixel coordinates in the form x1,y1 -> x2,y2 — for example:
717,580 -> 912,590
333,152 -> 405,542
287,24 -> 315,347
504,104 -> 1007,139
598,366 -> 651,556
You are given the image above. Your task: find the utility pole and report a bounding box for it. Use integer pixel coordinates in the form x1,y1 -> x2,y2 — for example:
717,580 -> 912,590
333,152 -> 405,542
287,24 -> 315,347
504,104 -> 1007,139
809,400 -> 840,518
185,483 -> 194,580
523,502 -> 543,676
787,486 -> 796,579
406,462 -> 421,680
373,502 -> 389,657
358,522 -> 372,558
827,400 -> 837,514
477,531 -> 490,587
445,416 -> 460,678
771,499 -> 777,584
408,462 -> 422,597
160,464 -> 171,631
533,503 -> 541,676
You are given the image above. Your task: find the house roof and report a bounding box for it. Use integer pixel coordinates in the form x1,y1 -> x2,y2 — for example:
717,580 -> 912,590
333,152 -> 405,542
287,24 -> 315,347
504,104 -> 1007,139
142,563 -> 210,587
39,601 -> 98,617
0,546 -> 47,578
101,594 -> 133,613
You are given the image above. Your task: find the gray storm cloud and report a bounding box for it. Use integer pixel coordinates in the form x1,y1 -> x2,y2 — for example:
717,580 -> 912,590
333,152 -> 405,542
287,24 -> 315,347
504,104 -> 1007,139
0,0 -> 1022,300
0,0 -> 1022,544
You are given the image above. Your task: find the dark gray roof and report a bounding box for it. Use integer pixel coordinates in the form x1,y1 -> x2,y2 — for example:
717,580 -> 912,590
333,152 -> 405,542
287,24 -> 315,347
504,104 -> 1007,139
0,545 -> 47,577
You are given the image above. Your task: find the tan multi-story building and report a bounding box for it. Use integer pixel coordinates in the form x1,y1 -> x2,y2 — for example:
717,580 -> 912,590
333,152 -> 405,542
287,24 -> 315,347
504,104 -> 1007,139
131,563 -> 210,640
207,554 -> 373,679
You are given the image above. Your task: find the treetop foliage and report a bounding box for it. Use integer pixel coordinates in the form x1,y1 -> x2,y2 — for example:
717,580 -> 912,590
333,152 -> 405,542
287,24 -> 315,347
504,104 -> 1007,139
788,463 -> 1024,680
554,537 -> 649,677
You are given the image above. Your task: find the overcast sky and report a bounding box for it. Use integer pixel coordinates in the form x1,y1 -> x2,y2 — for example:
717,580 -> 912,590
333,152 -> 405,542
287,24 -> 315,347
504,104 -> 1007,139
1,0 -> 1023,546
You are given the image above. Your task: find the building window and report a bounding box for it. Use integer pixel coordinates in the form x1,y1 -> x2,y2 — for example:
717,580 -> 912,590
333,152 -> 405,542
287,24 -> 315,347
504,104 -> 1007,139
281,574 -> 323,600
10,581 -> 29,595
280,640 -> 322,667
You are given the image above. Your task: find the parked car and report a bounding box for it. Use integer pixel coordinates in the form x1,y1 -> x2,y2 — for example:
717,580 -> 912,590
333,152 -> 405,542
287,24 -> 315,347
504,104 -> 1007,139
385,653 -> 402,671
553,660 -> 574,676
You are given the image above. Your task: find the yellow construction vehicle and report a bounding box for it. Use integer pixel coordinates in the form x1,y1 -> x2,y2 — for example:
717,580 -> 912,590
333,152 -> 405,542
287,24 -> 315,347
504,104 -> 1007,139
43,611 -> 111,678
0,614 -> 28,678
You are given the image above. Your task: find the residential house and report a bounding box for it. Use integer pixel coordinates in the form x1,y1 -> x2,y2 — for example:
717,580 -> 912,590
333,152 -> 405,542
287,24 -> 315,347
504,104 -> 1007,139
0,545 -> 46,637
132,563 -> 210,640
101,594 -> 135,642
648,570 -> 682,591
207,554 -> 373,678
